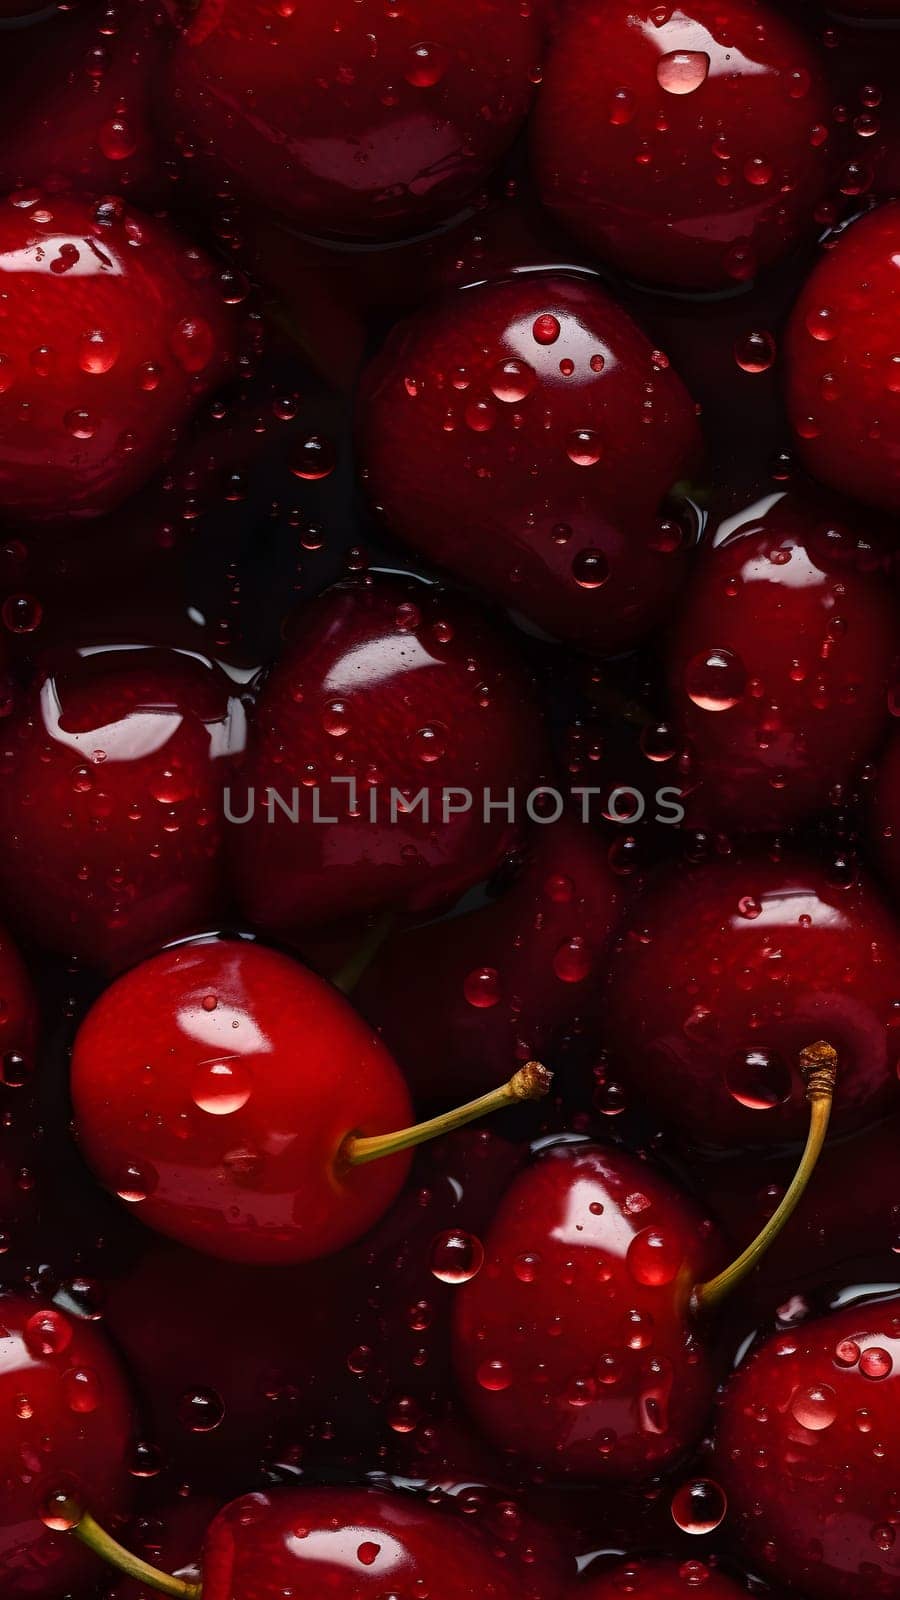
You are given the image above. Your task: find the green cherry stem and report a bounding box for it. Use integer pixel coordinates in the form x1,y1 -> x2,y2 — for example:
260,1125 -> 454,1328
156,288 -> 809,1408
74,1510 -> 201,1599
341,1060 -> 553,1167
331,910 -> 397,995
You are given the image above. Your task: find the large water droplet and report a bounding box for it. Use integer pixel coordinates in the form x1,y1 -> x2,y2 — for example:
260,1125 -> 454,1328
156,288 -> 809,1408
429,1229 -> 485,1283
791,1383 -> 838,1430
670,1478 -> 727,1534
191,1059 -> 252,1116
726,1048 -> 793,1110
685,648 -> 746,711
656,50 -> 710,94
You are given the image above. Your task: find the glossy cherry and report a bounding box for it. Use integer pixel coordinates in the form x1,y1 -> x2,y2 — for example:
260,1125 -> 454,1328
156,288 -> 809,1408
356,817 -> 623,1101
532,0 -> 831,291
603,853 -> 900,1147
577,1558 -> 748,1597
0,191 -> 235,525
666,488 -> 897,831
359,273 -> 703,654
0,0 -> 170,204
715,1295 -> 900,1598
228,573 -> 548,936
786,201 -> 900,513
165,0 -> 542,241
453,1140 -> 727,1481
0,1292 -> 133,1599
0,643 -> 239,972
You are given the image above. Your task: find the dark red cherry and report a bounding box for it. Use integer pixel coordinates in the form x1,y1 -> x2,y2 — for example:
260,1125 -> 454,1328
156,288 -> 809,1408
0,192 -> 235,525
165,0 -> 542,241
0,1291 -> 133,1599
452,1141 -> 724,1481
786,202 -> 900,513
577,1558 -> 748,1597
228,575 -> 548,937
531,0 -> 831,291
199,1486 -> 552,1600
0,644 -> 239,972
604,853 -> 900,1147
714,1295 -> 900,1599
70,938 -> 414,1263
0,1 -> 170,204
356,817 -> 623,1101
359,273 -> 703,654
666,489 -> 897,831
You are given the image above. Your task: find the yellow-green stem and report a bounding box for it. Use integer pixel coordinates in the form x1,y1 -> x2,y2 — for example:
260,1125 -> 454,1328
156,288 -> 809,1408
342,1061 -> 552,1167
74,1511 -> 201,1600
331,911 -> 396,995
691,1040 -> 838,1317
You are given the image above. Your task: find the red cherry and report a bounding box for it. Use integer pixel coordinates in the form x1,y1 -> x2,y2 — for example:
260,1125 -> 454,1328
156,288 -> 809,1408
577,1558 -> 748,1597
603,853 -> 900,1146
0,643 -> 239,972
199,1486 -> 553,1600
70,937 -> 415,1263
0,192 -> 235,525
0,1291 -> 133,1599
714,1295 -> 900,1599
0,1 -> 170,204
452,1141 -> 725,1480
165,0 -> 542,241
666,488 -> 897,831
786,202 -> 900,512
359,273 -> 703,654
531,0 -> 831,291
356,817 -> 623,1100
228,575 -> 548,936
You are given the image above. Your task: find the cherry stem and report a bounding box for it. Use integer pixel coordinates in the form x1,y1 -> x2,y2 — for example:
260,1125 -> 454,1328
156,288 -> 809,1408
331,910 -> 397,995
73,1510 -> 201,1599
691,1040 -> 838,1318
342,1060 -> 553,1168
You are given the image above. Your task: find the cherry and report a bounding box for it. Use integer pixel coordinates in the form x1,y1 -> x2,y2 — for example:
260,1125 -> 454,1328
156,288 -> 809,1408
164,0 -> 542,242
0,0 -> 170,205
70,936 -> 550,1263
531,0 -> 831,292
358,273 -> 703,654
228,573 -> 548,936
786,201 -> 900,513
356,816 -> 623,1101
0,191 -> 235,526
0,1291 -> 133,1598
452,1139 -> 727,1481
714,1293 -> 900,1598
0,643 -> 240,972
577,1558 -> 748,1597
666,488 -> 897,831
603,852 -> 900,1147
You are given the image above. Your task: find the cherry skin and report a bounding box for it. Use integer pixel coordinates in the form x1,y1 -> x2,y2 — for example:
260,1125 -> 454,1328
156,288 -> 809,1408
356,816 -> 623,1101
0,191 -> 235,525
359,273 -> 703,654
165,0 -> 542,242
0,643 -> 239,972
531,0 -> 831,292
228,574 -> 548,937
452,1141 -> 724,1481
70,937 -> 415,1264
200,1486 -> 554,1600
577,1558 -> 748,1597
786,202 -> 900,514
666,488 -> 897,831
0,1292 -> 133,1599
603,852 -> 900,1147
714,1295 -> 900,1598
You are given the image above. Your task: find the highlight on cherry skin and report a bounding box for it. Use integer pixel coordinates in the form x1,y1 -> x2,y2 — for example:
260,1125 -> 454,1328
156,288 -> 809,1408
69,936 -> 553,1264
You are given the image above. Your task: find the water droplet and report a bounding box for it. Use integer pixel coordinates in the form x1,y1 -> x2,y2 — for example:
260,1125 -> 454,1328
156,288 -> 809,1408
656,50 -> 710,94
24,1309 -> 72,1360
553,936 -> 592,983
463,967 -> 500,1009
291,434 -> 336,480
627,1227 -> 683,1286
429,1229 -> 485,1283
791,1383 -> 838,1430
323,700 -> 351,737
191,1059 -> 252,1116
477,1357 -> 513,1391
64,1368 -> 102,1414
571,548 -> 609,588
404,40 -> 448,86
177,1387 -> 225,1432
670,1478 -> 727,1534
171,316 -> 214,373
726,1048 -> 793,1110
533,314 -> 561,345
78,329 -> 120,374
861,1347 -> 893,1380
734,330 -> 776,374
41,1492 -> 80,1533
685,648 -> 746,710
411,723 -> 447,764
566,429 -> 603,466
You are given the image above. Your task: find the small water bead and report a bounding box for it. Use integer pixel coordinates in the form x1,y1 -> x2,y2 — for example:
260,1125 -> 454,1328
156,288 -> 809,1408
24,1308 -> 73,1359
290,434 -> 336,480
177,1387 -> 225,1432
571,548 -> 609,588
411,723 -> 447,764
64,1367 -> 102,1414
656,49 -> 710,94
465,399 -> 496,433
323,700 -> 351,737
791,1383 -> 838,1430
463,967 -> 500,1009
429,1229 -> 485,1283
609,87 -> 636,124
115,1162 -> 157,1203
514,1252 -> 541,1283
553,936 -> 592,983
130,1440 -> 163,1478
357,1540 -> 382,1567
734,329 -> 776,374
806,306 -> 837,342
874,1526 -> 896,1553
64,408 -> 96,440
404,40 -> 449,86
532,314 -> 561,345
835,1339 -> 861,1368
1,1052 -> 29,1087
191,1059 -> 252,1116
670,1478 -> 727,1535
861,1347 -> 893,1380
566,430 -> 603,467
387,1394 -> 422,1433
685,648 -> 747,711
41,1491 -> 81,1533
78,329 -> 120,374
477,1358 -> 513,1391
726,1047 -> 793,1110
627,1227 -> 682,1286
490,359 -> 536,403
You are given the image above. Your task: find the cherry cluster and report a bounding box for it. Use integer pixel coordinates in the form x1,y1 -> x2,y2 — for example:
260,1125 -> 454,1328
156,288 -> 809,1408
2,1 -> 900,1598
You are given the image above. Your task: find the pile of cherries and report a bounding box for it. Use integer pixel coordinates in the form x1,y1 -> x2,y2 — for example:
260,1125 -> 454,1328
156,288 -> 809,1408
6,0 -> 900,1597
